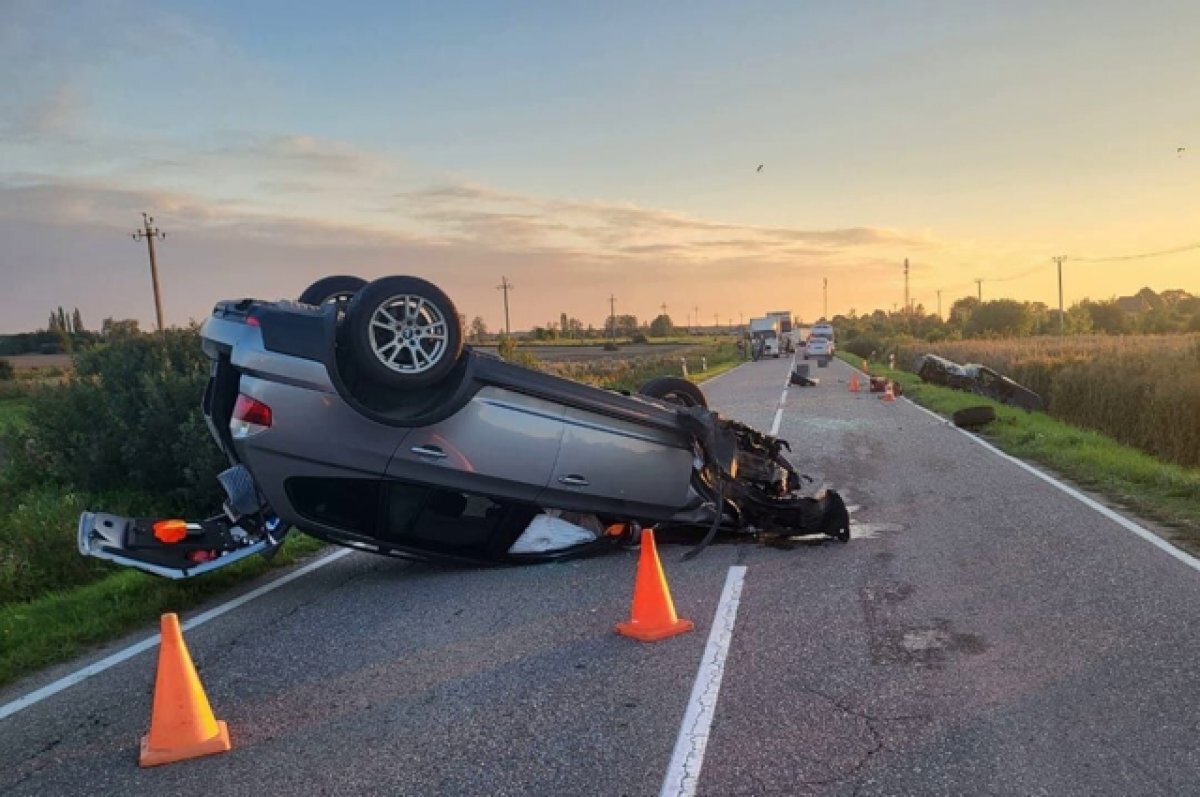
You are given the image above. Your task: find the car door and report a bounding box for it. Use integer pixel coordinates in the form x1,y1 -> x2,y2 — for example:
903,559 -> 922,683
385,386 -> 565,503
538,406 -> 694,517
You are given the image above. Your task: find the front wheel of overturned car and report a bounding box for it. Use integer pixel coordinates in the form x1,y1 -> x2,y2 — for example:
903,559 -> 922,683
638,377 -> 708,408
345,275 -> 464,389
298,275 -> 368,307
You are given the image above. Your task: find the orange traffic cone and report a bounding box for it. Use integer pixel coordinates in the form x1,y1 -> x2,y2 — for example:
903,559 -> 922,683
849,373 -> 860,393
882,381 -> 896,402
140,613 -> 232,767
615,530 -> 694,642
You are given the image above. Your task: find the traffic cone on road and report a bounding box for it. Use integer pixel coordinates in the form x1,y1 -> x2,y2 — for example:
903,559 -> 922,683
616,530 -> 694,642
881,381 -> 896,402
139,613 -> 232,767
849,373 -> 860,393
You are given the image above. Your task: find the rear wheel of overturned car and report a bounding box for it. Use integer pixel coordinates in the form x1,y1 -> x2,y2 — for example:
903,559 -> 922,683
298,275 -> 368,307
638,377 -> 708,408
952,405 -> 996,429
345,276 -> 464,389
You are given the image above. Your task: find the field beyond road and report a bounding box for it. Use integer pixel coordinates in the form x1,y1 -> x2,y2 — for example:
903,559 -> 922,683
2,354 -> 73,371
2,355 -> 1197,795
474,341 -> 705,362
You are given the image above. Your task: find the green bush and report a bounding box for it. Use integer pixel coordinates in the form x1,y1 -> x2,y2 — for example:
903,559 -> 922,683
4,328 -> 225,513
843,335 -> 884,360
0,358 -> 13,381
0,487 -> 160,604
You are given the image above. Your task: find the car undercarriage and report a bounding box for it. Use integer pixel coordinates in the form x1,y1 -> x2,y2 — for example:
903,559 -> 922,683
79,275 -> 850,578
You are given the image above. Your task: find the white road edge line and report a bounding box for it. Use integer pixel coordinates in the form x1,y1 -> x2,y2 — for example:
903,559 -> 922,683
0,547 -> 355,722
660,565 -> 748,797
697,361 -> 745,386
900,396 -> 1200,574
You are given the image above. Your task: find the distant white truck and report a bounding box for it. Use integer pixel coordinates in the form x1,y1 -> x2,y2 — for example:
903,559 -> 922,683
765,310 -> 796,353
748,316 -> 782,359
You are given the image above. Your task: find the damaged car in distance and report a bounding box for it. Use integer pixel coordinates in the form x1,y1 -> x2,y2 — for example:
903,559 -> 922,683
914,353 -> 1043,411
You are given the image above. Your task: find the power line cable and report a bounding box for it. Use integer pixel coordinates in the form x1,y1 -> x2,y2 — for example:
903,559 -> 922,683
1072,242 -> 1200,262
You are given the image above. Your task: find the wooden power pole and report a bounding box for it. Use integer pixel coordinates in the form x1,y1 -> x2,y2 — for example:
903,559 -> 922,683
131,212 -> 166,331
1053,256 -> 1067,334
497,276 -> 514,337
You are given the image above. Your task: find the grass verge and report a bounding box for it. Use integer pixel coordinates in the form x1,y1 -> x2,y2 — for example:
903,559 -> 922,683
0,534 -> 326,690
839,353 -> 1200,556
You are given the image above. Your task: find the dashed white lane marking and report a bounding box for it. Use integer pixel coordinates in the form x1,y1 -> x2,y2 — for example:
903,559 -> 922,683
767,355 -> 796,436
769,408 -> 784,436
0,547 -> 355,722
660,565 -> 748,797
901,397 -> 1200,574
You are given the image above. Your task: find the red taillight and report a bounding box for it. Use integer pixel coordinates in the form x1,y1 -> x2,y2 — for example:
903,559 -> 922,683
233,394 -> 272,426
245,316 -> 261,327
231,394 -> 272,438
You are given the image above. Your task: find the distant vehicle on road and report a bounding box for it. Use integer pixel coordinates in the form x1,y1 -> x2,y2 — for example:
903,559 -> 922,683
765,311 -> 794,353
804,337 -> 832,361
748,316 -> 783,359
809,323 -> 835,355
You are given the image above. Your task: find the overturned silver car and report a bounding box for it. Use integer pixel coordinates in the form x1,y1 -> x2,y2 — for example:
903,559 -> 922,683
80,275 -> 849,577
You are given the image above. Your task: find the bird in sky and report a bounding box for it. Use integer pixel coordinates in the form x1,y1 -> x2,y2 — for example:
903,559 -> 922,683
1178,147 -> 1186,157
756,164 -> 764,172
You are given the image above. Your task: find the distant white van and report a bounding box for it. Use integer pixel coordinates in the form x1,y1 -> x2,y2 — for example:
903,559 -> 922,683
809,323 -> 835,354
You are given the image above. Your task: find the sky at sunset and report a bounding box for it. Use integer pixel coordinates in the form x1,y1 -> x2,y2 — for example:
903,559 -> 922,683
3,0 -> 1198,333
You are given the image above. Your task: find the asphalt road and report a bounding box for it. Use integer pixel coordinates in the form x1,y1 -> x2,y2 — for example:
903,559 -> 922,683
2,357 -> 1198,796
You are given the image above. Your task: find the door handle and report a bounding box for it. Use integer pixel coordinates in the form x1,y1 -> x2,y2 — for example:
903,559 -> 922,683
557,474 -> 590,487
410,445 -> 447,460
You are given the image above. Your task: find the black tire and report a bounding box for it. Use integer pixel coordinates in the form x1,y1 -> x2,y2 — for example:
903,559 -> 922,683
639,377 -> 708,408
952,405 -> 996,429
344,276 -> 464,389
298,275 -> 367,307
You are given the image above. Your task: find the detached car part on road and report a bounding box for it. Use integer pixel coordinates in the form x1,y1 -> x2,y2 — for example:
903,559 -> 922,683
914,353 -> 1043,411
80,275 -> 850,577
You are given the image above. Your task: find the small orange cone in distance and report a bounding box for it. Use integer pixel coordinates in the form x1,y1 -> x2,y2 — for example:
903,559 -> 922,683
849,373 -> 860,393
616,530 -> 694,642
140,613 -> 231,767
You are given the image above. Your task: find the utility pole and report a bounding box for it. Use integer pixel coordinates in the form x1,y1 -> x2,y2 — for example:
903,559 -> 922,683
608,294 -> 617,343
660,302 -> 668,318
1053,256 -> 1067,334
937,289 -> 943,320
903,258 -> 910,314
131,212 -> 166,331
497,276 -> 514,337
822,278 -> 828,320
693,304 -> 699,334
975,278 -> 983,302
713,312 -> 718,329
